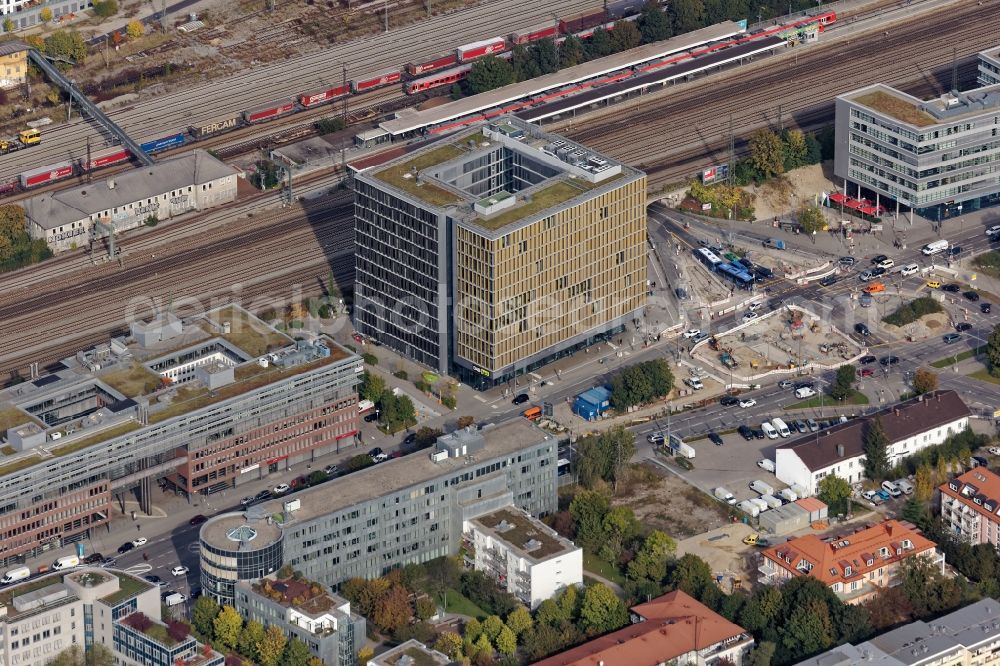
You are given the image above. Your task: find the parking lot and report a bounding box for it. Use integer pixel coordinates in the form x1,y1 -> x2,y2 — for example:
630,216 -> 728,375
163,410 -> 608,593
677,428 -> 787,504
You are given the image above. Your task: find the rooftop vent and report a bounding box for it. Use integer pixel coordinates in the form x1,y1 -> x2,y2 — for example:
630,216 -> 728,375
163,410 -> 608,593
523,538 -> 542,552
494,520 -> 514,533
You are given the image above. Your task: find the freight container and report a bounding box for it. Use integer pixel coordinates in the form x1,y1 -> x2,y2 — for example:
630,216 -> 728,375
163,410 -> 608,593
749,497 -> 770,513
558,9 -> 607,35
82,147 -> 131,171
140,133 -> 186,154
298,85 -> 351,108
351,70 -> 402,93
405,54 -> 458,76
778,487 -> 798,502
20,162 -> 73,188
737,499 -> 760,518
456,37 -> 507,62
0,566 -> 30,585
750,480 -> 774,496
761,494 -> 783,509
510,22 -> 559,44
189,114 -> 241,139
244,101 -> 296,124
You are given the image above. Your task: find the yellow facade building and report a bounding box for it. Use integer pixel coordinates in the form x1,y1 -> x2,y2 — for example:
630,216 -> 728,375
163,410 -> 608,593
0,39 -> 28,90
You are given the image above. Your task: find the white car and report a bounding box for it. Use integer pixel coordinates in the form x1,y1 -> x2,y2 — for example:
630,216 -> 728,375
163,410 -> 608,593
272,483 -> 290,495
684,377 -> 704,390
748,301 -> 762,312
171,566 -> 190,577
738,398 -> 757,408
683,328 -> 701,339
989,447 -> 1000,456
742,311 -> 759,322
794,387 -> 817,399
900,263 -> 919,277
987,225 -> 1000,236
132,537 -> 147,548
876,258 -> 894,269
371,453 -> 389,463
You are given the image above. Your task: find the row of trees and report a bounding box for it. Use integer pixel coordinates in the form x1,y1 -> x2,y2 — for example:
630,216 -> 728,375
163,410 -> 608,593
608,358 -> 674,411
192,595 -> 320,666
0,205 -> 53,273
357,371 -> 417,433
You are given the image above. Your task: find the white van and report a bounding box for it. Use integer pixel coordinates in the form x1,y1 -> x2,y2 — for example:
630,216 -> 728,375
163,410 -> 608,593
895,479 -> 914,495
922,239 -> 949,256
0,566 -> 30,585
761,422 -> 779,439
771,417 -> 791,438
900,263 -> 919,277
881,480 -> 902,498
794,386 -> 816,399
52,555 -> 79,570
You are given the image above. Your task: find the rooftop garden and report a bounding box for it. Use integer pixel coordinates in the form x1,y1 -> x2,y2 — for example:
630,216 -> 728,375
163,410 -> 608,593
0,575 -> 63,611
384,646 -> 444,666
0,454 -> 42,477
120,612 -> 191,647
374,143 -> 464,207
102,572 -> 153,605
100,363 -> 163,398
0,406 -> 37,434
475,180 -> 586,231
207,306 -> 290,358
854,90 -> 937,127
477,508 -> 566,558
52,421 -> 141,457
253,564 -> 337,615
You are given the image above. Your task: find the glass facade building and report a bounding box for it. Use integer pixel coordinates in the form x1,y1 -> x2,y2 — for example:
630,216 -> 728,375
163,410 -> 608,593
199,512 -> 284,607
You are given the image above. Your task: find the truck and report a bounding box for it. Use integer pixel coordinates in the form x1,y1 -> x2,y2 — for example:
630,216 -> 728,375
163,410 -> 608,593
0,566 -> 30,585
52,555 -> 79,570
778,487 -> 798,502
164,592 -> 187,607
737,499 -> 760,518
714,487 -> 737,504
761,494 -> 783,509
764,238 -> 786,250
750,480 -> 775,496
670,435 -> 696,459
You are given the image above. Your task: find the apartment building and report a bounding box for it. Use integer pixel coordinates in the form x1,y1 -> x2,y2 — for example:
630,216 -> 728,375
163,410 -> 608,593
234,574 -> 365,666
369,640 -> 452,666
201,421 -> 560,596
758,520 -> 943,605
940,467 -> 1000,547
463,506 -> 582,609
834,82 -> 1000,221
979,47 -> 1000,87
533,590 -> 754,666
0,41 -> 27,90
0,306 -> 360,568
775,391 -> 970,496
794,598 -> 1000,666
353,116 -> 647,388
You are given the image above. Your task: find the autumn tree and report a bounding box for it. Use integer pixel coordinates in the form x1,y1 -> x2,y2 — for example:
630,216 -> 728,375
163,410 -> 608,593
212,606 -> 242,651
281,638 -> 312,666
496,625 -> 517,655
482,614 -> 505,641
913,368 -> 939,395
373,585 -> 412,634
40,7 -> 53,21
237,620 -> 264,662
256,624 -> 287,666
863,417 -> 891,482
781,128 -> 808,170
3,17 -> 14,33
863,586 -> 913,630
126,19 -> 144,40
357,646 -> 374,666
748,128 -> 785,179
580,583 -> 629,635
191,595 -> 220,640
505,605 -> 533,637
914,464 -> 934,502
797,205 -> 826,238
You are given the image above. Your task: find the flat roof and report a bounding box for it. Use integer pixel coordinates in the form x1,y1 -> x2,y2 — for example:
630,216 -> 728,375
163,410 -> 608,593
472,507 -> 576,561
979,46 -> 1000,65
200,511 -> 284,552
845,83 -> 1000,127
380,21 -> 744,135
262,419 -> 552,524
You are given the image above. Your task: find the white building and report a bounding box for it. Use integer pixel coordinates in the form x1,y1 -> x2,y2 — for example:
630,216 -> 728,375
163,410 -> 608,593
979,46 -> 1000,87
775,391 -> 970,496
22,150 -> 239,254
464,506 -> 582,609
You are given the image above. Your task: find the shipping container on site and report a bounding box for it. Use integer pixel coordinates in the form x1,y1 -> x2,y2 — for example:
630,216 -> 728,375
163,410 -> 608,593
140,133 -> 186,154
456,37 -> 507,62
510,21 -> 560,44
189,114 -> 242,139
299,85 -> 351,108
20,161 -> 73,188
82,147 -> 131,171
244,101 -> 296,124
351,70 -> 402,93
558,9 -> 608,35
406,54 -> 459,77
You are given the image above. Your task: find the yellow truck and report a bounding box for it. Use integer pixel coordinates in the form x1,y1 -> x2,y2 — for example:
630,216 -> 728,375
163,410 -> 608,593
0,128 -> 41,154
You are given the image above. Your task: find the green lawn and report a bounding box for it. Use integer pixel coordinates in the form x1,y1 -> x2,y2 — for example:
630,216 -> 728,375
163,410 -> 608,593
582,550 -> 626,587
969,369 -> 1000,386
932,345 -> 986,368
443,589 -> 487,620
972,250 -> 1000,280
785,389 -> 869,410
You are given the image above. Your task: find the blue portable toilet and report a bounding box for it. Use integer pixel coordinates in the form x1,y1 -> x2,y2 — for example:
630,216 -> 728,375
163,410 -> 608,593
76,542 -> 85,558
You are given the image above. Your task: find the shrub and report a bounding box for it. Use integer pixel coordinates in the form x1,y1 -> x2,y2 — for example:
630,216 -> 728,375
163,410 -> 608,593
393,370 -> 408,380
93,0 -> 119,17
315,117 -> 346,134
362,353 -> 378,365
883,297 -> 943,327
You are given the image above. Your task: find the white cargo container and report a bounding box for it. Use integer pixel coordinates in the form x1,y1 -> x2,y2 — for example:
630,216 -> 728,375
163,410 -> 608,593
750,479 -> 775,496
750,497 -> 770,513
778,487 -> 798,502
761,494 -> 783,509
738,500 -> 760,518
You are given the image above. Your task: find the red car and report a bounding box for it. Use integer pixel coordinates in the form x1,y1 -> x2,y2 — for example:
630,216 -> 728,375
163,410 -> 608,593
861,368 -> 874,377
352,333 -> 364,344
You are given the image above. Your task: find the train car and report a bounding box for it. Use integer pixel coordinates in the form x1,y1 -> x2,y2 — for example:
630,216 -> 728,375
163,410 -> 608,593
82,147 -> 131,171
140,133 -> 186,155
351,70 -> 402,93
606,0 -> 643,20
298,85 -> 351,108
189,114 -> 242,139
406,63 -> 473,95
456,37 -> 507,63
0,180 -> 18,195
559,9 -> 608,35
20,161 -> 73,189
510,21 -> 559,45
244,101 -> 296,124
405,54 -> 458,77
1,128 -> 41,154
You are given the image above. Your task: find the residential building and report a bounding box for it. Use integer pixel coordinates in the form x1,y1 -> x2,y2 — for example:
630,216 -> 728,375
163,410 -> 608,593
369,640 -> 452,666
201,421 -> 560,597
940,467 -> 1000,547
834,81 -> 1000,221
234,573 -> 365,666
0,567 -> 164,666
0,306 -> 361,568
3,0 -> 88,25
532,590 -> 754,666
463,506 -> 581,609
0,40 -> 27,89
22,150 -> 239,253
794,598 -> 1000,666
114,613 -> 224,666
775,391 -> 970,496
353,116 -> 647,388
758,520 -> 943,605
979,47 -> 1000,87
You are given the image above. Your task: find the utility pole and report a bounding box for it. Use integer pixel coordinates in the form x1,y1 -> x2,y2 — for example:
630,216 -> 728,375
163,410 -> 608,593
728,113 -> 735,186
384,0 -> 389,32
778,103 -> 783,132
86,136 -> 92,183
342,64 -> 349,122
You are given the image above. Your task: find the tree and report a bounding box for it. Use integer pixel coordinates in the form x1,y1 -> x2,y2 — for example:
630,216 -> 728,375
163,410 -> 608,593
522,623 -> 566,661
3,17 -> 14,33
126,19 -> 144,40
358,371 -> 384,403
747,641 -> 777,666
586,27 -> 613,59
781,598 -> 834,660
748,128 -> 785,179
577,426 -> 637,491
863,417 -> 891,482
464,617 -> 484,642
281,638 -> 312,666
817,474 -> 852,515
85,644 -> 115,666
781,129 -> 808,170
828,364 -> 856,401
599,505 -> 639,563
93,0 -> 119,17
43,30 -> 88,62
357,646 -> 374,666
373,585 -> 412,634
505,606 -> 533,637
482,614 -> 505,641
667,553 -> 716,603
639,1 -> 671,42
535,598 -> 563,626
495,625 -> 517,655
558,584 -> 579,620
40,7 -> 54,21
434,632 -> 464,660
579,583 -> 629,635
988,324 -> 1000,376
863,586 -> 913,631
456,415 -> 475,429
49,646 -> 85,666
739,587 -> 783,633
609,359 -> 673,411
609,19 -> 641,52
533,37 -> 559,74
559,34 -> 584,67
192,595 -> 220,640
627,529 -> 676,583
914,463 -> 934,502
913,368 -> 939,395
256,624 -> 287,666
569,490 -> 610,551
804,132 -> 823,164
670,0 -> 705,34
379,389 -> 416,433
797,205 -> 826,238
902,497 -> 928,527
468,54 -> 515,94
510,44 -> 540,81
472,634 -> 493,662
237,620 -> 264,662
415,596 -> 437,621
213,606 -> 242,651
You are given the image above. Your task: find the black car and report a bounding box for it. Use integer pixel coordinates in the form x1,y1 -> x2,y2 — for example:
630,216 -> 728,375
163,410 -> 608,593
738,425 -> 754,440
369,447 -> 384,458
100,557 -> 117,568
403,433 -> 417,446
720,395 -> 739,407
753,428 -> 766,440
363,412 -> 379,422
880,355 -> 900,366
956,322 -> 973,332
860,354 -> 877,365
982,303 -> 993,314
117,542 -> 135,555
942,283 -> 962,293
708,432 -> 723,446
949,246 -> 962,256
83,553 -> 104,565
839,256 -> 856,266
739,258 -> 754,270
240,496 -> 255,507
871,254 -> 888,265
870,267 -> 886,278
189,514 -> 207,526
964,290 -> 980,302
144,575 -> 166,587
819,274 -> 837,287
854,323 -> 871,336
794,381 -> 815,390
253,489 -> 273,502
512,393 -> 530,405
755,266 -> 774,279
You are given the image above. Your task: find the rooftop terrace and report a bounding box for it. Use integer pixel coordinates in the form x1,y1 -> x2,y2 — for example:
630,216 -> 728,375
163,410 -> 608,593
852,89 -> 937,127
472,507 -> 575,560
250,569 -> 346,617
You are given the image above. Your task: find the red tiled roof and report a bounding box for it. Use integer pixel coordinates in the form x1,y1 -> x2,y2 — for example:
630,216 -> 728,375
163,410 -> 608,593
796,497 -> 827,513
941,468 -> 1000,522
531,591 -> 748,666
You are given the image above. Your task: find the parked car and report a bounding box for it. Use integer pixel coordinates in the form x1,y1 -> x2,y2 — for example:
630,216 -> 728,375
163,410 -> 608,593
819,274 -> 837,287
752,428 -> 766,440
254,489 -> 273,502
757,459 -> 776,472
794,381 -> 814,390
132,537 -> 147,548
956,322 -> 972,332
371,452 -> 389,463
189,515 -> 207,526
839,256 -> 856,266
989,446 -> 1000,456
861,368 -> 874,377
859,270 -> 874,281
171,566 -> 190,577
876,489 -> 892,501
987,225 -> 1000,236
982,303 -> 992,314
324,464 -> 339,476
965,290 -> 981,301
240,496 -> 255,507
875,258 -> 894,269
708,432 -> 723,446
854,323 -> 871,336
83,553 -> 104,565
943,333 -> 961,344
363,412 -> 379,422
880,356 -> 900,366
927,280 -> 942,289
871,254 -> 888,265
738,425 -> 754,441
272,483 -> 290,495
860,355 -> 877,365
512,393 -> 530,405
748,301 -> 762,312
720,396 -> 739,406
949,246 -> 963,256
942,283 -> 962,292
793,420 -> 808,434
795,387 -> 817,399
870,267 -> 886,278
144,575 -> 166,587
683,328 -> 701,339
806,419 -> 819,432
742,311 -> 759,322
738,398 -> 757,408
778,379 -> 793,389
